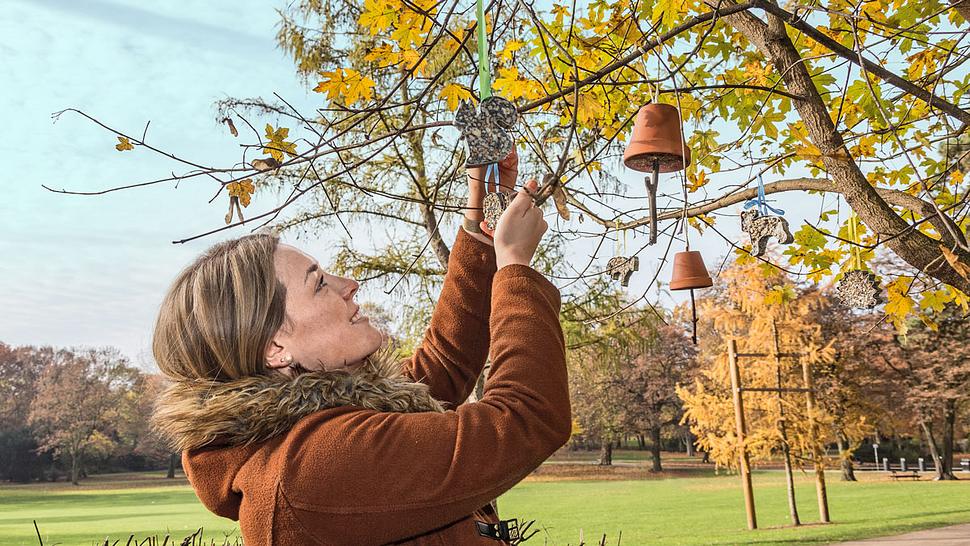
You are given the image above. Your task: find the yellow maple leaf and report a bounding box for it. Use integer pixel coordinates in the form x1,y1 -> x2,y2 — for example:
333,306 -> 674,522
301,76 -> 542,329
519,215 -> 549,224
227,178 -> 255,207
498,40 -> 526,63
950,170 -> 965,185
263,124 -> 297,162
313,68 -> 376,107
885,276 -> 914,332
358,0 -> 399,35
115,136 -> 134,151
493,66 -> 541,100
439,83 -> 472,111
688,170 -> 708,193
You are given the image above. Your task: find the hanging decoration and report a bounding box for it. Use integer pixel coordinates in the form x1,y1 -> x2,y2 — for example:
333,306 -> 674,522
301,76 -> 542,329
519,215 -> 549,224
740,175 -> 794,257
836,213 -> 882,308
606,221 -> 638,287
457,0 -> 518,237
623,99 -> 691,245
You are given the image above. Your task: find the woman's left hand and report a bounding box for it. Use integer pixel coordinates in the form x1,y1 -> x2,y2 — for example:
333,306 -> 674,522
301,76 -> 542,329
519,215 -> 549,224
465,149 -> 519,223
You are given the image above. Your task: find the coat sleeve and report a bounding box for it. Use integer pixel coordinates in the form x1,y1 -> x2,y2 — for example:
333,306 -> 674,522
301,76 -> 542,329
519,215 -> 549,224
402,228 -> 497,407
277,265 -> 571,546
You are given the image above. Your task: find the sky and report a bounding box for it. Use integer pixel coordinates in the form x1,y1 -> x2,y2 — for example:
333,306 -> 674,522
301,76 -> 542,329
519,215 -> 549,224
0,0 -> 821,367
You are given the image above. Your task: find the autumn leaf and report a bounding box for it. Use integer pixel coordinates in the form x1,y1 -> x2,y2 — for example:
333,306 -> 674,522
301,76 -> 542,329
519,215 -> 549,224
553,185 -> 570,221
492,66 -> 542,101
224,117 -> 238,137
439,83 -> 472,112
940,245 -> 970,281
885,276 -> 914,332
251,157 -> 281,171
263,124 -> 297,162
227,178 -> 255,207
688,170 -> 708,193
314,68 -> 376,106
115,136 -> 134,151
358,0 -> 399,35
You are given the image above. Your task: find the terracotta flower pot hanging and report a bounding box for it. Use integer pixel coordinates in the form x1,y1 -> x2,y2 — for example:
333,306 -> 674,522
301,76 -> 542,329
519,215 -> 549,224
669,250 -> 713,291
623,103 -> 691,245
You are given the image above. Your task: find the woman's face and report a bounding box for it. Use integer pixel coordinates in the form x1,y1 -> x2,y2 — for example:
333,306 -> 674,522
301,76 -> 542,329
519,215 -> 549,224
267,244 -> 384,373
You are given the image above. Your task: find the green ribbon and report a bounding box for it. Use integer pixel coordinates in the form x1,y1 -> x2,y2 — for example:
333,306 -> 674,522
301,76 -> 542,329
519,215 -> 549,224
848,213 -> 862,270
476,0 -> 492,99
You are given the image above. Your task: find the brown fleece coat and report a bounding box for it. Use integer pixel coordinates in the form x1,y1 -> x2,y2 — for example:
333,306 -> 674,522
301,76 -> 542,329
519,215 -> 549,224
154,230 -> 570,545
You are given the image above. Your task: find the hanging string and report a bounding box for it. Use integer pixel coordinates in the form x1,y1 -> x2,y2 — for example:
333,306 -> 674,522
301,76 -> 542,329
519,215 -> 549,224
614,219 -> 622,256
848,212 -> 862,270
744,174 -> 785,216
476,0 -> 492,99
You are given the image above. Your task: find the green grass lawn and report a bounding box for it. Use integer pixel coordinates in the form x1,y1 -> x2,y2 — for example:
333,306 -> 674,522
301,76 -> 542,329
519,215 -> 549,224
1,469 -> 969,545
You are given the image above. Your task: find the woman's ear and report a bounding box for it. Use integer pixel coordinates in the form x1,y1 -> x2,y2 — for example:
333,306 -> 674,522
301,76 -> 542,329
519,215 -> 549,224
264,341 -> 292,370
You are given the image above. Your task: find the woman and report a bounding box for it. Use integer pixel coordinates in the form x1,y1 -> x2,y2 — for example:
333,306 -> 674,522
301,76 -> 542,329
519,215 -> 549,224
151,154 -> 571,545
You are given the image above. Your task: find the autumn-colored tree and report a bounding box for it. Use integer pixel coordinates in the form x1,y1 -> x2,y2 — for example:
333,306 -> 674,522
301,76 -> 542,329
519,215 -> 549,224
621,323 -> 697,472
678,256 -> 838,523
808,297 -> 882,481
28,348 -> 137,485
861,305 -> 970,479
53,0 -> 970,340
0,344 -> 53,482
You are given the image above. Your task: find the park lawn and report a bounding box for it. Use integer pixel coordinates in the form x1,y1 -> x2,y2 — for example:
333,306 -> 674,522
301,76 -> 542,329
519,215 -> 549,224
0,470 -> 968,545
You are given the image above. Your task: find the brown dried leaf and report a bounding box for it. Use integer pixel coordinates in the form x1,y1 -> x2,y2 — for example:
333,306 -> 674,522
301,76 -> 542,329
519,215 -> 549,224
225,117 -> 238,137
553,186 -> 570,221
939,245 -> 970,280
251,157 -> 281,171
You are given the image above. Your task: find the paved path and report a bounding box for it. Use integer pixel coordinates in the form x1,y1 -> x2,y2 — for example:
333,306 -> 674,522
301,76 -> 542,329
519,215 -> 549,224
839,523 -> 970,545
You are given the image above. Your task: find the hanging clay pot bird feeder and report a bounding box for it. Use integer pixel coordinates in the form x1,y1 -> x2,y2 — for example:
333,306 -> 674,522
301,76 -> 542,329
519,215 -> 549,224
670,250 -> 713,346
624,103 -> 692,245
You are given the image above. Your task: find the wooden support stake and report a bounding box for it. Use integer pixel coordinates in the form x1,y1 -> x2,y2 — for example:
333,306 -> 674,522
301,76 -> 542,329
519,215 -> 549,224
773,320 -> 801,527
802,357 -> 831,523
728,340 -> 757,530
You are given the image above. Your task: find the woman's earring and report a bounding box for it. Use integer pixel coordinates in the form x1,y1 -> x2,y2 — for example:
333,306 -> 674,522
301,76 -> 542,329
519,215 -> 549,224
281,354 -> 293,365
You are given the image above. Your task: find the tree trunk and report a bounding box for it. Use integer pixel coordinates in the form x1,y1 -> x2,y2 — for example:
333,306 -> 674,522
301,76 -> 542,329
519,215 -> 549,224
920,418 -> 945,480
649,426 -> 663,472
70,453 -> 80,486
167,453 -> 178,479
836,430 -> 857,481
941,399 -> 959,480
721,3 -> 970,292
701,450 -> 710,464
637,433 -> 646,450
598,436 -> 613,466
685,431 -> 695,457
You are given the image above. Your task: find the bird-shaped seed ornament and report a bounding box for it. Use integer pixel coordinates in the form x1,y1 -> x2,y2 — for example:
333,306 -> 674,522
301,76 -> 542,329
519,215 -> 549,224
607,256 -> 639,287
454,97 -> 518,167
740,175 -> 793,256
740,209 -> 794,257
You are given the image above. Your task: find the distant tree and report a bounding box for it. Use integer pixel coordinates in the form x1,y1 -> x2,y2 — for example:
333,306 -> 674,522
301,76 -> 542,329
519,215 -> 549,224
28,348 -> 136,485
622,324 -> 696,472
0,344 -> 53,482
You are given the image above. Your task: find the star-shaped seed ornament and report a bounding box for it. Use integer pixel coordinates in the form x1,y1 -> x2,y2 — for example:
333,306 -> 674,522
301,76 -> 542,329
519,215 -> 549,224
836,270 -> 883,309
607,256 -> 639,287
454,96 -> 518,167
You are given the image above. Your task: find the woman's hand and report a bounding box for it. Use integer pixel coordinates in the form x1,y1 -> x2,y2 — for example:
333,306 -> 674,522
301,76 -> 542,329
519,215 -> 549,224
465,149 -> 519,224
494,179 -> 547,270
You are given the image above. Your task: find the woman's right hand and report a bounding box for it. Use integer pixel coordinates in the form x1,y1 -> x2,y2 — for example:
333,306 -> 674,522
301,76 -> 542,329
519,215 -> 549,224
494,179 -> 548,270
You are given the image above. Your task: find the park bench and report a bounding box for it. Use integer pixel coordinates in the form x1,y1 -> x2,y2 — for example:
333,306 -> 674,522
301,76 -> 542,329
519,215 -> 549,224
890,470 -> 920,481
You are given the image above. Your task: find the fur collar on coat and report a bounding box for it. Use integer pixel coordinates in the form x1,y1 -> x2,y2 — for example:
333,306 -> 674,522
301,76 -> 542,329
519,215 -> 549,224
153,351 -> 444,452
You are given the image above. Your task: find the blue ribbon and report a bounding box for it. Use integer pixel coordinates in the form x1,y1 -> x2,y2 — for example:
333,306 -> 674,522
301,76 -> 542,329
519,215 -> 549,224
485,163 -> 501,192
744,174 -> 785,216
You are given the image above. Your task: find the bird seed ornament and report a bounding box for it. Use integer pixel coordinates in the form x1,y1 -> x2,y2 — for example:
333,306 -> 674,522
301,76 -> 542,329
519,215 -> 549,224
482,190 -> 511,233
740,209 -> 794,257
836,213 -> 882,309
836,269 -> 882,309
740,175 -> 793,256
607,256 -> 639,287
454,97 -> 518,167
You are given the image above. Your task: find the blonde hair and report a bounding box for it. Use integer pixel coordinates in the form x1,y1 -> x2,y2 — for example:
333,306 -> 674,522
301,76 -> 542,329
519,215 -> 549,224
153,233 -> 286,381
